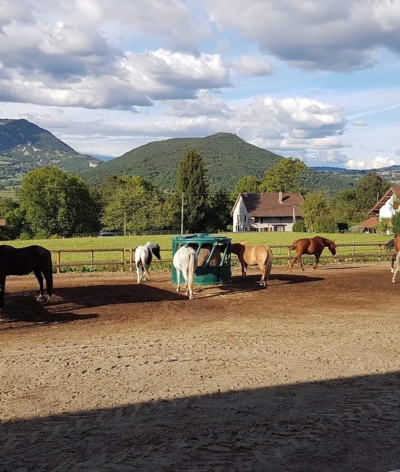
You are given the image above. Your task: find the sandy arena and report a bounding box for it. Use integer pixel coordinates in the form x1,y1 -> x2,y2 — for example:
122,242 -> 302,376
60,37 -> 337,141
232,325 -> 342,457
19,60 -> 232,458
1,262 -> 400,471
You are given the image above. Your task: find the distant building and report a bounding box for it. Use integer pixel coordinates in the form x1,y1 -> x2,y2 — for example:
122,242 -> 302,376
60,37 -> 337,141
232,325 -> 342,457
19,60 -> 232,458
231,192 -> 304,232
360,186 -> 400,233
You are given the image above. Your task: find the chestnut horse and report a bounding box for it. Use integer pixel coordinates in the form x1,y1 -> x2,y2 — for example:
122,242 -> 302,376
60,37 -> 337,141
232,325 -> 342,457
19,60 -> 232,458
289,236 -> 337,271
231,243 -> 273,287
384,234 -> 400,273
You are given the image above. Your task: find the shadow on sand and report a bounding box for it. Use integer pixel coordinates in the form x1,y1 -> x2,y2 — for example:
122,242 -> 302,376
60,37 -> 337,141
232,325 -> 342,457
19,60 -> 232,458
1,371 -> 400,471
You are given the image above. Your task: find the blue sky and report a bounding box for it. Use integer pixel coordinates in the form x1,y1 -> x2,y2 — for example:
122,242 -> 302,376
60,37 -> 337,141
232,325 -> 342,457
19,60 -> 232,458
0,0 -> 399,169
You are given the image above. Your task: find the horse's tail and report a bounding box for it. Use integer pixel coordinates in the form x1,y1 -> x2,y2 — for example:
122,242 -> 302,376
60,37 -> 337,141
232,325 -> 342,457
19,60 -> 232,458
289,241 -> 298,251
141,248 -> 151,279
385,239 -> 395,252
264,247 -> 273,286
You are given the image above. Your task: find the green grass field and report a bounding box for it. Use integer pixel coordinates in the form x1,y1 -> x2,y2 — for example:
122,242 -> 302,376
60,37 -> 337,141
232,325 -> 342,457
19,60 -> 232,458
5,231 -> 394,272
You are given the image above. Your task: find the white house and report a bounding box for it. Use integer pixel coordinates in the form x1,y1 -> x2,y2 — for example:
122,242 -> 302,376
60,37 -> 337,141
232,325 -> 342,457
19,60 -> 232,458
360,186 -> 400,233
231,192 -> 304,232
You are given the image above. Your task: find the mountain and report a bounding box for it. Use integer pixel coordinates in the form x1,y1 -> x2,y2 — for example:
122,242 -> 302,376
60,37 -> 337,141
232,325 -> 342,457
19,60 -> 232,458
82,132 -> 358,194
0,119 -> 101,185
82,132 -> 283,190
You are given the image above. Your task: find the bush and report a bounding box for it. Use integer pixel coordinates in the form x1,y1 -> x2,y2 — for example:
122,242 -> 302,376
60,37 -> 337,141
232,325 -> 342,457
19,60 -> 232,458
348,225 -> 364,234
292,220 -> 306,232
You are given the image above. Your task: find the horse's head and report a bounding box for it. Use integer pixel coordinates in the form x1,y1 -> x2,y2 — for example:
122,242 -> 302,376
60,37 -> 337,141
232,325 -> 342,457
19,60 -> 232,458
148,242 -> 161,260
328,240 -> 338,256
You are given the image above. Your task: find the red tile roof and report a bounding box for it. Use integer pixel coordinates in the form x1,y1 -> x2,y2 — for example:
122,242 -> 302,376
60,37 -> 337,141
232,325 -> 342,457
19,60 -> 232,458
359,216 -> 378,228
238,192 -> 304,217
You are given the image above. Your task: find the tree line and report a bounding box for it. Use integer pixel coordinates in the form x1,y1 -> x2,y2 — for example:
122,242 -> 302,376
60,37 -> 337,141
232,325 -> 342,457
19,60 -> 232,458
0,150 -> 392,240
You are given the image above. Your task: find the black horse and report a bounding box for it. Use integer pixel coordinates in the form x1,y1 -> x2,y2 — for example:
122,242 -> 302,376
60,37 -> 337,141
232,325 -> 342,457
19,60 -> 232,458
0,245 -> 53,309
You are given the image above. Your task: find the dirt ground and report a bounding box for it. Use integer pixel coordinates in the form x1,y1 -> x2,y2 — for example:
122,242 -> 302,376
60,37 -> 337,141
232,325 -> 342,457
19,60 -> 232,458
1,262 -> 400,471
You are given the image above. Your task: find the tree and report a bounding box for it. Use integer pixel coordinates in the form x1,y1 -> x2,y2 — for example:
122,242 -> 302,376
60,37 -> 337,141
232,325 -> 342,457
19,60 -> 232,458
101,176 -> 169,233
260,157 -> 307,194
18,167 -> 101,237
355,173 -> 390,213
302,191 -> 335,233
332,189 -> 365,227
175,149 -> 209,233
231,175 -> 261,199
204,190 -> 232,232
391,211 -> 400,235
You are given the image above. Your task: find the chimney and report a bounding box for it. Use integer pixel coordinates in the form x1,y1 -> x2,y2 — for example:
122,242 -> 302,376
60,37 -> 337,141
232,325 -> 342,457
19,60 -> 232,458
279,191 -> 283,204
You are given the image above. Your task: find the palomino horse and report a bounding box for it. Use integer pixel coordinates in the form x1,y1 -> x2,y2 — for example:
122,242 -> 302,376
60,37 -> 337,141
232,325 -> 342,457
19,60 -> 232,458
384,234 -> 400,273
0,245 -> 53,309
231,243 -> 273,287
173,245 -> 199,299
134,242 -> 161,283
289,236 -> 337,271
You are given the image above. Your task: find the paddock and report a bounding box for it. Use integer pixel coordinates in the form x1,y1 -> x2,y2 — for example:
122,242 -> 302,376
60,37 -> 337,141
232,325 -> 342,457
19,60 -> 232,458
2,263 -> 400,471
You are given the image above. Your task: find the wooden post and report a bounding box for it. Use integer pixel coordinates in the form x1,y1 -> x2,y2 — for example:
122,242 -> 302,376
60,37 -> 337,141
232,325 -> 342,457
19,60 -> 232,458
129,248 -> 134,272
120,249 -> 124,271
57,251 -> 61,274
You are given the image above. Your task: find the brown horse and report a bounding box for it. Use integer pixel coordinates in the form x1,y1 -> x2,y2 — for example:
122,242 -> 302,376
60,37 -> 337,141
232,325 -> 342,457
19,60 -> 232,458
289,236 -> 337,271
384,234 -> 400,273
231,243 -> 273,287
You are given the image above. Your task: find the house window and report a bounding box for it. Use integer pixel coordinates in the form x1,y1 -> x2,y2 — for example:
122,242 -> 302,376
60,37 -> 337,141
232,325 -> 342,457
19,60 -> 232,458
274,225 -> 285,232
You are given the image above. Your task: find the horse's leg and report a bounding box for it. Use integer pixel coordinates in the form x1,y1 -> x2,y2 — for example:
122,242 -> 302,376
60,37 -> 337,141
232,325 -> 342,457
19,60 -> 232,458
176,269 -> 181,292
0,275 -> 6,309
313,253 -> 321,269
136,265 -> 141,283
33,269 -> 45,302
290,254 -> 303,271
391,251 -> 397,273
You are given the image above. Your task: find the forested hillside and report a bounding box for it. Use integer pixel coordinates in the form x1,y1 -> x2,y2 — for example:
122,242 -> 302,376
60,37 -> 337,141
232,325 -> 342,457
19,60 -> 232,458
82,133 -> 283,190
82,132 -> 359,194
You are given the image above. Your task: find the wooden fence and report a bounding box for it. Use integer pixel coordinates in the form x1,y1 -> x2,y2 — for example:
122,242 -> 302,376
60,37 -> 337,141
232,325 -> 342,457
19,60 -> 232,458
51,242 -> 393,273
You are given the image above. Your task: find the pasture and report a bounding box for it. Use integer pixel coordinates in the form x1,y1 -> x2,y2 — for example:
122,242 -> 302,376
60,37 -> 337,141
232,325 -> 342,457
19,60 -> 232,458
1,261 -> 400,471
5,231 -> 394,270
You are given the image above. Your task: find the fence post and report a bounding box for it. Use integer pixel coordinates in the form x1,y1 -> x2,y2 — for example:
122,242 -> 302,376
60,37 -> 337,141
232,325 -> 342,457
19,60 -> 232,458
56,251 -> 61,274
91,251 -> 94,269
129,248 -> 134,272
120,249 -> 124,272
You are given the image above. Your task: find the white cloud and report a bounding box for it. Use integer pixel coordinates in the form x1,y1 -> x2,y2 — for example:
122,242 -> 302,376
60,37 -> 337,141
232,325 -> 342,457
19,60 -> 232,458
352,121 -> 368,126
202,0 -> 400,71
231,56 -> 273,76
345,155 -> 396,170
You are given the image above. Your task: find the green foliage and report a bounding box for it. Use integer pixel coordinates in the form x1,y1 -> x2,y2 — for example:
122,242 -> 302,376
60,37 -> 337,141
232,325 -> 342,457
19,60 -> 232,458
19,167 -> 101,237
175,149 -> 210,233
231,175 -> 261,198
292,220 -> 306,232
101,176 -> 171,233
260,157 -> 307,193
302,191 -> 335,232
332,189 -> 366,226
355,172 -> 390,212
376,218 -> 390,235
391,211 -> 400,235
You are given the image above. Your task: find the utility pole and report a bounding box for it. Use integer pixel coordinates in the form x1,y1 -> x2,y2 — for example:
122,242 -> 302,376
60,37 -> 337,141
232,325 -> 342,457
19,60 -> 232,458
181,192 -> 184,234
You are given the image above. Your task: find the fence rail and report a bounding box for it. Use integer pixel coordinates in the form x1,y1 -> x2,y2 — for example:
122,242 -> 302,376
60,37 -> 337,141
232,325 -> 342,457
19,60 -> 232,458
50,242 -> 394,273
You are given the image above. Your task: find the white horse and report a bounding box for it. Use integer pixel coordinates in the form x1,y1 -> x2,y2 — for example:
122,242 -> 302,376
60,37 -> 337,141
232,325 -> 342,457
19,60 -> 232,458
173,245 -> 198,299
392,249 -> 400,283
134,242 -> 161,283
